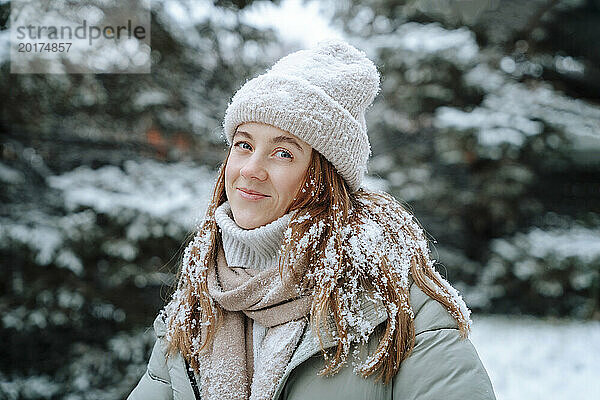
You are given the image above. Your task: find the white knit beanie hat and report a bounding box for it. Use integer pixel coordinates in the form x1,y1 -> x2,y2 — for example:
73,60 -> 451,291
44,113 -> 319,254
222,38 -> 380,192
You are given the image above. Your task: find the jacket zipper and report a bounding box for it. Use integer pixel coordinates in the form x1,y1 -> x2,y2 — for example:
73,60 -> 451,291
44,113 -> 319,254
184,358 -> 202,400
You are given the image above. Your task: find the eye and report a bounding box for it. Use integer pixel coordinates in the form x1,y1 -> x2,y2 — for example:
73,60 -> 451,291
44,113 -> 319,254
234,141 -> 252,151
275,149 -> 293,159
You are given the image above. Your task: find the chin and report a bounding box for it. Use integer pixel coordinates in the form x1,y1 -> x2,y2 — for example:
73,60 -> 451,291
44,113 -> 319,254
232,209 -> 269,229
239,218 -> 267,230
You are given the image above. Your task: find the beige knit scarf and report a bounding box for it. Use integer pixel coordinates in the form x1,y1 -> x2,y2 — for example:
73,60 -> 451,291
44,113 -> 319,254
197,244 -> 312,400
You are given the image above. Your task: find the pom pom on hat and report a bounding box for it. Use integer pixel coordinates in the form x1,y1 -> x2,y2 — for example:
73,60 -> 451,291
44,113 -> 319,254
223,38 -> 380,192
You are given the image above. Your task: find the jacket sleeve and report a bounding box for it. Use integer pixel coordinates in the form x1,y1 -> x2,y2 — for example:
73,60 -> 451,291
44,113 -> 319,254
127,314 -> 174,400
393,285 -> 496,400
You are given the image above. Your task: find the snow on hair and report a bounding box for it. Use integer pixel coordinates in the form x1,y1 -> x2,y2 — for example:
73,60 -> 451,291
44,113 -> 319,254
162,150 -> 472,384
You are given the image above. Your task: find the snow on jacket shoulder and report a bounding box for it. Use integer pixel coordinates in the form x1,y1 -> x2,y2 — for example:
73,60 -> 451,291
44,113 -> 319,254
280,282 -> 496,400
127,282 -> 496,400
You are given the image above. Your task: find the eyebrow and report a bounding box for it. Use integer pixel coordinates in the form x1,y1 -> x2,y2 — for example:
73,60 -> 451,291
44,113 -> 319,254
234,130 -> 305,154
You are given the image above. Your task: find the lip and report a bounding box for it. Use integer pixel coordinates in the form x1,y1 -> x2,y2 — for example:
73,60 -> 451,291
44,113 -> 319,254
237,187 -> 270,201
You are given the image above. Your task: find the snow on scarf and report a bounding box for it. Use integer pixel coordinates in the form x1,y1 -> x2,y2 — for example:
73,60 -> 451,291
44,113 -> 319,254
198,244 -> 311,400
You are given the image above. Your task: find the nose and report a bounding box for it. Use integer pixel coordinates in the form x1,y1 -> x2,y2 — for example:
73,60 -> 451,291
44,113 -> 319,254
240,154 -> 268,181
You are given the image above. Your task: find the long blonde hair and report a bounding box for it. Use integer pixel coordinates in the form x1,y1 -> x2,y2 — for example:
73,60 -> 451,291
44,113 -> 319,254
163,148 -> 471,384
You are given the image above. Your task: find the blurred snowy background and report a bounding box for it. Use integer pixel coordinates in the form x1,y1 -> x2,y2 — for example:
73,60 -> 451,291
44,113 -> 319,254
1,0 -> 599,399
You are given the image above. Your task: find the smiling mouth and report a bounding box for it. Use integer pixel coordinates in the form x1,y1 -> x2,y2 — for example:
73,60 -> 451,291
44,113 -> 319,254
237,188 -> 270,200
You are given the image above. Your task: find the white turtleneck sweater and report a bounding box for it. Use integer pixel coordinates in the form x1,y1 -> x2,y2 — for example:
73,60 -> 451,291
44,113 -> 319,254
214,200 -> 294,372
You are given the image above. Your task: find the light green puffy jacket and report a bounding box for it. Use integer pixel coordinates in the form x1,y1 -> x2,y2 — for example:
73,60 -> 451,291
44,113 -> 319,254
127,281 -> 496,400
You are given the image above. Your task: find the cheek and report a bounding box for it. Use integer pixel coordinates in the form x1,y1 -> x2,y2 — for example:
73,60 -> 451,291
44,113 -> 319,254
224,159 -> 239,185
278,168 -> 306,199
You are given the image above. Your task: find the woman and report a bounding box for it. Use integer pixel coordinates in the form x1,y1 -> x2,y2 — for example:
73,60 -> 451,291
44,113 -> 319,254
128,39 -> 496,400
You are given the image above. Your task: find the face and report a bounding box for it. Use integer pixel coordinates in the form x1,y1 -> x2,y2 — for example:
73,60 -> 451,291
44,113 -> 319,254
225,122 -> 313,229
